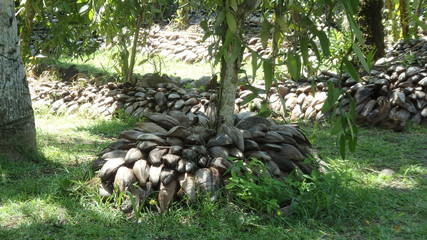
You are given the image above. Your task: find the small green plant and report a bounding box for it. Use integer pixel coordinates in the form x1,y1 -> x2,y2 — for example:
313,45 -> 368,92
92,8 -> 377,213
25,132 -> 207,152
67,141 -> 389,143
225,159 -> 297,215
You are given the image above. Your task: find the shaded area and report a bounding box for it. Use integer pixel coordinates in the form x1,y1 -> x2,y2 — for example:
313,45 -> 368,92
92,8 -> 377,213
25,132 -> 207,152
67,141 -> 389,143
0,114 -> 426,239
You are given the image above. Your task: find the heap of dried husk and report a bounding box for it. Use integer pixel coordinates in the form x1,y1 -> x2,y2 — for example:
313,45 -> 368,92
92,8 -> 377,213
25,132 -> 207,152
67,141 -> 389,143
90,112 -> 324,212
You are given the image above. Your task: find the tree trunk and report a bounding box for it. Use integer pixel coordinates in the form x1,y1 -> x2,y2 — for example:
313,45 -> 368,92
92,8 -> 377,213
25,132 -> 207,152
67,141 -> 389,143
0,0 -> 37,159
358,0 -> 386,60
399,0 -> 409,38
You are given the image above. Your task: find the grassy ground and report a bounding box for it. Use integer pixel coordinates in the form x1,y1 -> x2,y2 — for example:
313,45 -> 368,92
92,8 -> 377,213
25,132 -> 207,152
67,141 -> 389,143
0,106 -> 426,239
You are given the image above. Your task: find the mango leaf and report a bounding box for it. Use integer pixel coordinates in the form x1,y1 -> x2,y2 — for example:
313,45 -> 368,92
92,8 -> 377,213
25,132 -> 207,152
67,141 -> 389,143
261,20 -> 271,48
226,11 -> 237,33
240,93 -> 259,106
353,43 -> 370,73
300,37 -> 309,66
343,58 -> 360,82
331,116 -> 344,135
263,60 -> 273,92
230,0 -> 238,12
246,85 -> 266,95
259,101 -> 272,118
314,30 -> 330,57
322,81 -> 341,112
79,4 -> 89,14
287,52 -> 301,80
214,11 -> 226,30
309,39 -> 321,61
349,136 -> 357,153
339,134 -> 346,159
229,40 -> 242,63
251,51 -> 260,79
200,19 -> 209,32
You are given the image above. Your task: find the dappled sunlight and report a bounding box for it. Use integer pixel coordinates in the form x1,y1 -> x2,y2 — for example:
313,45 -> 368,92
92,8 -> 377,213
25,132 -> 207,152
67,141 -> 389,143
0,199 -> 68,229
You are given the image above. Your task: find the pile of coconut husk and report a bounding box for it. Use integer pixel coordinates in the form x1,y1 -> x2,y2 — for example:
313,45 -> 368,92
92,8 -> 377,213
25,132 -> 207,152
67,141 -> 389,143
90,112 -> 322,212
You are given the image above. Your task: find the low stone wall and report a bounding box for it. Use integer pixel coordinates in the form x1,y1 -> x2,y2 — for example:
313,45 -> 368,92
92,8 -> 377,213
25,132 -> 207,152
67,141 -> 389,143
29,38 -> 427,130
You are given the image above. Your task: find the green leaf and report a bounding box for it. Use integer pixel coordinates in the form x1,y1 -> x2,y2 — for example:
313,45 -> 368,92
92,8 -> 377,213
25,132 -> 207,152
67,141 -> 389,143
343,58 -> 360,82
79,4 -> 89,14
353,43 -> 370,73
349,135 -> 357,153
300,37 -> 309,66
200,20 -> 209,32
339,134 -> 346,159
230,40 -> 242,63
331,117 -> 344,135
287,52 -> 301,80
322,81 -> 340,112
315,30 -> 330,57
230,0 -> 238,11
261,20 -> 271,48
263,60 -> 273,92
246,85 -> 266,95
226,11 -> 237,33
214,11 -> 226,30
259,101 -> 272,118
251,51 -> 259,79
241,93 -> 259,106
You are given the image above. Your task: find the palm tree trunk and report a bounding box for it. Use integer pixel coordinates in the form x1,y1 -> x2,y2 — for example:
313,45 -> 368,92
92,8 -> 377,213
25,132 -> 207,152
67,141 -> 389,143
0,0 -> 37,159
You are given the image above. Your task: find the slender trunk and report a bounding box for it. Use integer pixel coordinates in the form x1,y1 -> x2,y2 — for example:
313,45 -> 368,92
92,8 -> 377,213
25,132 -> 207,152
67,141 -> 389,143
0,0 -> 37,159
270,0 -> 283,77
399,0 -> 409,38
216,56 -> 239,129
358,0 -> 386,60
177,0 -> 189,30
127,7 -> 144,84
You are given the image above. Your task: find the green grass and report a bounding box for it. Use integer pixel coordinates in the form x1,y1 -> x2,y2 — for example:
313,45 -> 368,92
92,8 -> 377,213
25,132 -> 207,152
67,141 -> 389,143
54,48 -> 218,81
0,110 -> 426,239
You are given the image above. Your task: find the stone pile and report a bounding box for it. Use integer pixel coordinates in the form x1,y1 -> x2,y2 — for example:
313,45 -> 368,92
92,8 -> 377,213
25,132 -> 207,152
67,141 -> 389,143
141,29 -> 270,63
91,113 -> 321,211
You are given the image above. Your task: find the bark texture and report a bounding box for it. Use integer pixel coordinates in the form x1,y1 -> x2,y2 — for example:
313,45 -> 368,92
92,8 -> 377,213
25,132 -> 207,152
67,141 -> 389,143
358,0 -> 386,60
0,0 -> 37,159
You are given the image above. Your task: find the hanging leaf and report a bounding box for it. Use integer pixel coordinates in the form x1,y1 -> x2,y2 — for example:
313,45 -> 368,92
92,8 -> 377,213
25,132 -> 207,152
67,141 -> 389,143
240,93 -> 259,106
230,0 -> 238,12
246,85 -> 267,95
339,134 -> 346,159
343,58 -> 360,82
79,4 -> 89,14
287,52 -> 301,80
263,60 -> 274,92
251,51 -> 260,79
226,11 -> 237,33
300,37 -> 309,66
261,20 -> 271,48
259,101 -> 272,118
353,43 -> 370,73
331,116 -> 344,135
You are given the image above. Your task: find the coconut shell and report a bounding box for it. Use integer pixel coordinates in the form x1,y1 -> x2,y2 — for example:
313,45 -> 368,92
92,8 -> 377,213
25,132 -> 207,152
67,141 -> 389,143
114,166 -> 136,192
178,173 -> 196,202
98,158 -> 125,182
133,160 -> 150,185
158,180 -> 178,212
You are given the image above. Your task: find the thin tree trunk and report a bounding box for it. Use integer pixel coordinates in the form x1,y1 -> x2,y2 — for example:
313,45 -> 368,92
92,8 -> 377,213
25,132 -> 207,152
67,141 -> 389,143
127,6 -> 144,85
358,0 -> 386,60
399,0 -> 409,38
0,0 -> 37,159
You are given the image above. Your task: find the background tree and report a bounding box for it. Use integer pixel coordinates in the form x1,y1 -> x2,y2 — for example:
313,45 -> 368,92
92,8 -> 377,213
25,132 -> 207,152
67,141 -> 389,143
0,0 -> 37,159
357,0 -> 386,60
